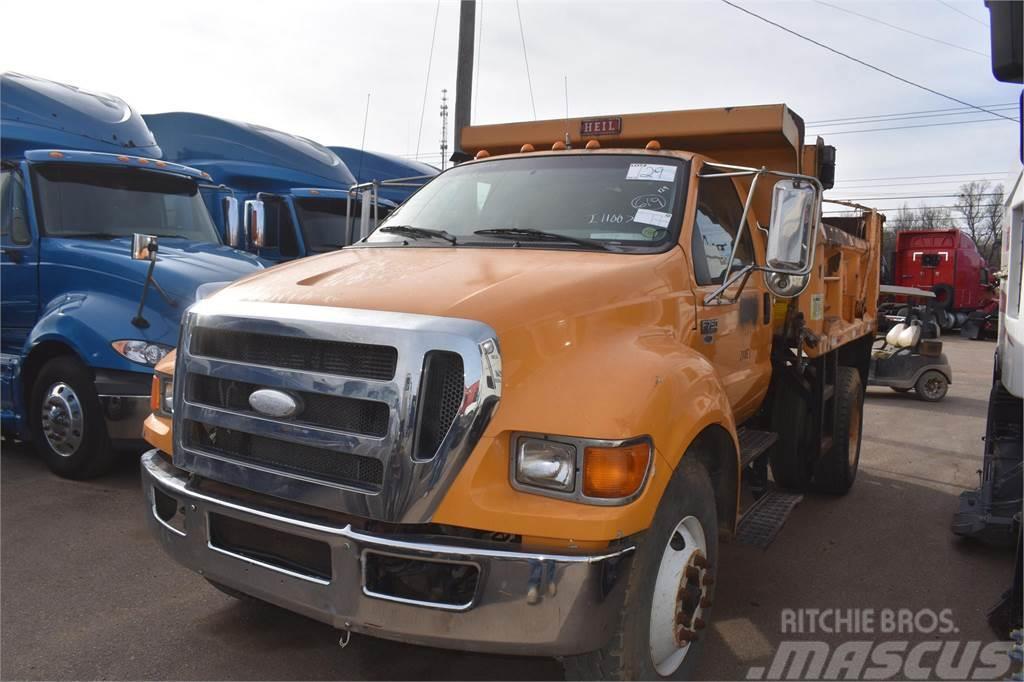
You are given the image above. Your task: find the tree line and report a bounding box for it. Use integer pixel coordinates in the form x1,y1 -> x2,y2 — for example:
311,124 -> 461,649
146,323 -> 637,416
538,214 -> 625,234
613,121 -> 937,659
883,181 -> 1005,264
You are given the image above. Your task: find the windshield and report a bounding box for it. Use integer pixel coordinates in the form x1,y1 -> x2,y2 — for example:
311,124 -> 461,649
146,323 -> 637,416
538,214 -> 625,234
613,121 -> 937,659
293,197 -> 350,253
366,154 -> 689,252
32,163 -> 220,243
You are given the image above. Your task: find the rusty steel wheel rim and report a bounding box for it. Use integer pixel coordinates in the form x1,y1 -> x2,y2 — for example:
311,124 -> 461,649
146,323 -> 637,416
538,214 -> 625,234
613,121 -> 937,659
649,515 -> 712,676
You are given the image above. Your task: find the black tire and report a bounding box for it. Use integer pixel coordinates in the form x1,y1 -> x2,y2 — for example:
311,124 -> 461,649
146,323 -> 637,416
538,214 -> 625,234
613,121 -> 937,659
931,283 -> 955,311
914,370 -> 948,402
891,386 -> 912,393
562,457 -> 718,680
29,356 -> 115,479
813,367 -> 863,495
769,377 -> 815,491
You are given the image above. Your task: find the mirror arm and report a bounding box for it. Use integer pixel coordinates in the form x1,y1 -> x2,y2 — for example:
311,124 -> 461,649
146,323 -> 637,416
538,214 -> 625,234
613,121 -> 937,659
703,263 -> 759,305
719,168 -> 764,289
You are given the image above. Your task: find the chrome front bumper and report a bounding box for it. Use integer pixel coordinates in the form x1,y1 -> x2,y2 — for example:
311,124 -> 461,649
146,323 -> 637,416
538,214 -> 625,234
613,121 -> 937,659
141,449 -> 635,656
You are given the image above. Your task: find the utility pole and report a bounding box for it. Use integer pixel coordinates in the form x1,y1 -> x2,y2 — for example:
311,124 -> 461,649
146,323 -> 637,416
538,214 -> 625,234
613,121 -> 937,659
439,89 -> 449,170
453,0 -> 475,156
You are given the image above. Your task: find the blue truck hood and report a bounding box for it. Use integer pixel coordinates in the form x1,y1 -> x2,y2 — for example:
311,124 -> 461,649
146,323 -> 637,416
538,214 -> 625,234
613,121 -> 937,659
45,237 -> 264,301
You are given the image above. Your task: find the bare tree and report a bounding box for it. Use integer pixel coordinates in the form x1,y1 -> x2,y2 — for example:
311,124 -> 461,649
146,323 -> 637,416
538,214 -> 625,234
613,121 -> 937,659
955,181 -> 1003,263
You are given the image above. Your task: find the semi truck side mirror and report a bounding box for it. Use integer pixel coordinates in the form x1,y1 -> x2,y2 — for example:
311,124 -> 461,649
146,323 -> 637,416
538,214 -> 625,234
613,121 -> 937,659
222,196 -> 242,248
131,233 -> 158,261
765,179 -> 819,298
244,199 -> 266,248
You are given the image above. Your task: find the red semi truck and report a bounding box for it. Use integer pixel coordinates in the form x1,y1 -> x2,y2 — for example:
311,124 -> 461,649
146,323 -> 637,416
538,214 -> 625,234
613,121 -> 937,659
893,228 -> 997,330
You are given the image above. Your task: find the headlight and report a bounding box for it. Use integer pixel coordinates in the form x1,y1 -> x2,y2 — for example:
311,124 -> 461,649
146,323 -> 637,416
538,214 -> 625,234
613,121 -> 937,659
514,437 -> 576,492
112,340 -> 172,366
512,434 -> 653,504
150,373 -> 173,416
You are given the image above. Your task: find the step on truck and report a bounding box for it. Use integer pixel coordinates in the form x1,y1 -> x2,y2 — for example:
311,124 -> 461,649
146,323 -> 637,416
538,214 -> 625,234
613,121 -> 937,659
140,104 -> 880,679
0,72 -> 264,478
145,113 -> 395,262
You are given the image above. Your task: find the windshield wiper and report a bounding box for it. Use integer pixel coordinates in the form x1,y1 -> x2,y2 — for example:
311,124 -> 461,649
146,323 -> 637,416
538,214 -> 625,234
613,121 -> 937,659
473,228 -> 614,252
378,225 -> 457,244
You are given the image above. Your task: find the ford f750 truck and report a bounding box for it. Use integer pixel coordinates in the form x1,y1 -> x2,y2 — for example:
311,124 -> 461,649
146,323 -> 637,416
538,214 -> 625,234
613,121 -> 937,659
0,73 -> 263,478
140,104 -> 880,679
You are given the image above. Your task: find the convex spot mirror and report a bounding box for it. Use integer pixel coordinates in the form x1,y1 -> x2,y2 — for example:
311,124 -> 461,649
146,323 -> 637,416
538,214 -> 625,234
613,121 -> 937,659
766,179 -> 818,276
131,233 -> 158,261
244,199 -> 266,248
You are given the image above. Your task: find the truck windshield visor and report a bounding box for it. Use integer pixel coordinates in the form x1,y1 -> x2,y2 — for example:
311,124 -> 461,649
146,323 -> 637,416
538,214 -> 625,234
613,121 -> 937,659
32,163 -> 220,243
367,154 -> 689,251
293,197 -> 350,253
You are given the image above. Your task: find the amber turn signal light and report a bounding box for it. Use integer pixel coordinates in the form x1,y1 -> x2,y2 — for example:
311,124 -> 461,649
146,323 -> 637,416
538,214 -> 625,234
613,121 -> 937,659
582,441 -> 650,499
149,375 -> 161,412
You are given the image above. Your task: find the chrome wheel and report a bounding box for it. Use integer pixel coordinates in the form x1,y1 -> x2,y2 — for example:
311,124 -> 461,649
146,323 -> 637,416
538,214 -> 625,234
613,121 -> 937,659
649,515 -> 711,676
40,382 -> 84,456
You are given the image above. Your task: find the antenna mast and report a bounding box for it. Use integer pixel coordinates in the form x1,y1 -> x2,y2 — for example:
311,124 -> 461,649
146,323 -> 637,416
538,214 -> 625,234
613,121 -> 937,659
439,88 -> 449,170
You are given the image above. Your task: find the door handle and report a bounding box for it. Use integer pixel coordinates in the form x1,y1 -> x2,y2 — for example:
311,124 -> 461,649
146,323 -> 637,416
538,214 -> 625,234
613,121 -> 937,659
1,247 -> 23,263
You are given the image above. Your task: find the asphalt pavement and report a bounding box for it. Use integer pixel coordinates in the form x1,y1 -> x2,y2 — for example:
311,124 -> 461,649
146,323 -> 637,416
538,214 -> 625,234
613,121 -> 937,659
1,336 -> 1015,680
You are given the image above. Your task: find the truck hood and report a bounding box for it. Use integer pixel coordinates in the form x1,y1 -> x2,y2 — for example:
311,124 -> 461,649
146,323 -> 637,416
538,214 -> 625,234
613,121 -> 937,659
213,245 -> 685,335
45,237 -> 264,301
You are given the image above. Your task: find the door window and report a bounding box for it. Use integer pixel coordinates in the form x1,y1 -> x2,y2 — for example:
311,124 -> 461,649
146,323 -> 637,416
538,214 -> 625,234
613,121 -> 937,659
691,173 -> 752,286
0,168 -> 31,245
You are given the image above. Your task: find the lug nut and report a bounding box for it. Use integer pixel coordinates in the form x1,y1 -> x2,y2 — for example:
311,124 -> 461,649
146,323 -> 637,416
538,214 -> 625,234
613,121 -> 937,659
702,575 -> 715,586
694,617 -> 707,630
700,596 -> 713,608
693,554 -> 708,569
676,627 -> 698,643
685,566 -> 701,581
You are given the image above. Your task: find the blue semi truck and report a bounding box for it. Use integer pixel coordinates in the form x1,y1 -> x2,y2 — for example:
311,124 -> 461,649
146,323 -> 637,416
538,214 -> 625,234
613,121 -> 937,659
145,113 -> 394,262
0,72 -> 264,478
329,146 -> 437,205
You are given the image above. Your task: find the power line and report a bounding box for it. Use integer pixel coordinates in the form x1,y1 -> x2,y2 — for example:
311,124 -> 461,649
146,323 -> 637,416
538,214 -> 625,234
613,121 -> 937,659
830,193 -> 1003,201
812,0 -> 987,57
473,1 -> 483,122
935,0 -> 988,27
835,171 -> 1007,182
414,0 -> 442,160
832,178 -> 1003,190
514,0 -> 537,120
808,116 -> 1017,136
807,104 -> 1017,126
719,0 -> 1015,123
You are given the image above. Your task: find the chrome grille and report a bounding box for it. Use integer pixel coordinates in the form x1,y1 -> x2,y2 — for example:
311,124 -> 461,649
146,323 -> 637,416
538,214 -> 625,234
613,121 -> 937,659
185,421 -> 384,490
174,300 -> 502,524
187,374 -> 389,437
190,327 -> 397,381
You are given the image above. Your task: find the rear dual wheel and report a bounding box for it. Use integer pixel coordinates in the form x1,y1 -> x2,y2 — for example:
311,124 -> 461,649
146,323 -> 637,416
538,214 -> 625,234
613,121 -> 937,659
770,365 -> 863,495
562,457 -> 718,680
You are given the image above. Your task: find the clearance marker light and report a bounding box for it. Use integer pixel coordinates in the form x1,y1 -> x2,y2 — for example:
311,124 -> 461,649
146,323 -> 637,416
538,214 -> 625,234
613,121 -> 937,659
585,139 -> 601,150
475,150 -> 490,159
551,140 -> 567,150
520,143 -> 535,153
48,151 -> 64,158
645,140 -> 662,151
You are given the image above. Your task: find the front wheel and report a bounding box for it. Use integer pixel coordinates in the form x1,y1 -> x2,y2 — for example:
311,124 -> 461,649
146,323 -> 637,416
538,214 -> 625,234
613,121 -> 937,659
29,356 -> 115,479
813,366 -> 864,495
562,457 -> 718,680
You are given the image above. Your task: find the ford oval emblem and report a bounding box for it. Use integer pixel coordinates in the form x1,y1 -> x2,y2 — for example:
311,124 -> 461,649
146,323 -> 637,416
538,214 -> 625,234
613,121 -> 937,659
248,389 -> 301,419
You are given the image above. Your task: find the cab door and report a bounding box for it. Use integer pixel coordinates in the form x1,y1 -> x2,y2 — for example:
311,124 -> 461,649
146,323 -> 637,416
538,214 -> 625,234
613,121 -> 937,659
685,166 -> 773,423
1,164 -> 39,355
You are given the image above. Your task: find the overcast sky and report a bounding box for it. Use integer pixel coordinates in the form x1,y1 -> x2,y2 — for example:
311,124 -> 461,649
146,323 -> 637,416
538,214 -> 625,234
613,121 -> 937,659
2,0 -> 1020,218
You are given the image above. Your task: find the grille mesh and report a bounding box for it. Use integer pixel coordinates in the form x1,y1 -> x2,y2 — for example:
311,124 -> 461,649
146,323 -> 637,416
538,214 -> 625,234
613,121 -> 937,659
187,374 -> 388,437
190,327 -> 397,381
186,421 -> 384,490
414,351 -> 464,460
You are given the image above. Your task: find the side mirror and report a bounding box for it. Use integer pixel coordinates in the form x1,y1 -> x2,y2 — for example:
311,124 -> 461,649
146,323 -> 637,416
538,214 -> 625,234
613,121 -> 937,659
765,179 -> 818,298
244,199 -> 265,248
222,196 -> 243,247
131,233 -> 158,261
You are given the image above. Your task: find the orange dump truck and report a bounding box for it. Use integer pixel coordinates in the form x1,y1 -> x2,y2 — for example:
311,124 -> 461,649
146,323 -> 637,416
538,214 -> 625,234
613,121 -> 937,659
141,104 -> 881,679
